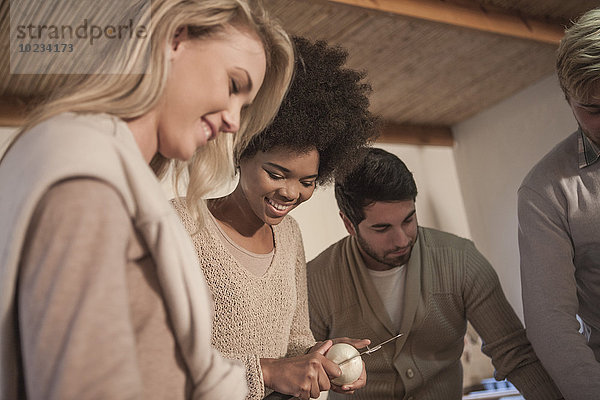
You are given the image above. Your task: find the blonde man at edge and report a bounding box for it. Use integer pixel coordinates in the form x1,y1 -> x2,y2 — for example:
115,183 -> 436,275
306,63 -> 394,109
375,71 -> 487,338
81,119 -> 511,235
519,7 -> 600,399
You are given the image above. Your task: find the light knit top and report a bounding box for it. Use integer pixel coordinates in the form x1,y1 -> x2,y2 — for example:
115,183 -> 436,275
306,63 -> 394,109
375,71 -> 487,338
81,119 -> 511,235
308,227 -> 562,400
0,113 -> 247,400
173,200 -> 316,399
518,129 -> 600,399
208,211 -> 274,277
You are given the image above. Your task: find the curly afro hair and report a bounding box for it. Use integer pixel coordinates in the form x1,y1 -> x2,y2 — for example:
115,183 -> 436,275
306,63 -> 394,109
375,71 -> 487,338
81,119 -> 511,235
240,35 -> 379,185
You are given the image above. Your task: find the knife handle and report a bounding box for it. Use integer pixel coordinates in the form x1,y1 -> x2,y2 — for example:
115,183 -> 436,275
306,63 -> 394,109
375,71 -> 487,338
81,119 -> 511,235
263,391 -> 293,399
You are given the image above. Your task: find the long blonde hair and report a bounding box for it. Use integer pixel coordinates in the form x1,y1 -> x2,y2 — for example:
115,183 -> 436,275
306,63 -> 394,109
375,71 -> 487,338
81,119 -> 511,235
7,0 -> 294,223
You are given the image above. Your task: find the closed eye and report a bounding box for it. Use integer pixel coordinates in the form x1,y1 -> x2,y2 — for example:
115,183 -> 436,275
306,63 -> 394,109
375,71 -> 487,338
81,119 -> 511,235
585,108 -> 600,115
404,210 -> 417,224
229,78 -> 240,95
265,170 -> 283,180
372,225 -> 390,232
576,103 -> 600,115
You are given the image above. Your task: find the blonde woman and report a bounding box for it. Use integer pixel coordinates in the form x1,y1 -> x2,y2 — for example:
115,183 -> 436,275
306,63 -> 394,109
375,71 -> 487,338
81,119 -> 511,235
0,1 -> 294,399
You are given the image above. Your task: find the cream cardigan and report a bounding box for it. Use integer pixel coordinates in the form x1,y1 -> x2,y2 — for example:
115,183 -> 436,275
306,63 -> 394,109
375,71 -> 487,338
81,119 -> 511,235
173,201 -> 316,400
0,113 -> 246,399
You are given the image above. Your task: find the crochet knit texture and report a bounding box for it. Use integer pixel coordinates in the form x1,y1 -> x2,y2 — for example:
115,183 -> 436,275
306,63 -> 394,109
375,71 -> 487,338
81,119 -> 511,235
172,200 -> 316,399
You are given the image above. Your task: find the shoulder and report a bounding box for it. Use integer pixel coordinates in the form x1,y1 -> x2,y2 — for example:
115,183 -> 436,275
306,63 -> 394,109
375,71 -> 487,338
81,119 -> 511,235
520,131 -> 578,191
418,226 -> 474,252
418,227 -> 493,275
27,112 -> 124,145
273,215 -> 306,263
33,178 -> 131,242
277,214 -> 301,233
6,112 -> 140,182
306,236 -> 350,277
45,178 -> 124,205
28,112 -> 135,160
1,112 -> 154,220
273,214 -> 303,243
42,178 -> 126,216
170,197 -> 201,235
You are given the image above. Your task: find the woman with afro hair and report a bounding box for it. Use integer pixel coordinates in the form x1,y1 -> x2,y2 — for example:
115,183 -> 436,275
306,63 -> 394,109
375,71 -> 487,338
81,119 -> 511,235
173,36 -> 378,400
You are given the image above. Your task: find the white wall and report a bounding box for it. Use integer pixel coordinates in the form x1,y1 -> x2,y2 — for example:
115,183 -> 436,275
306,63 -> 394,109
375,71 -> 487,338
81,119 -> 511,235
452,74 -> 576,319
0,127 -> 18,157
290,143 -> 471,261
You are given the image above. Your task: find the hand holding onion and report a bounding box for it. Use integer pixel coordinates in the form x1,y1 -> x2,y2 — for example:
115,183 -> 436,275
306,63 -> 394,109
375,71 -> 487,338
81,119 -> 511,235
325,343 -> 363,385
261,340 -> 339,399
322,338 -> 370,393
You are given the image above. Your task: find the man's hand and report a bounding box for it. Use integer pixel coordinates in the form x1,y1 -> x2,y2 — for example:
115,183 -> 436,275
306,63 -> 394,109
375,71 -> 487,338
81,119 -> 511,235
317,337 -> 371,394
330,359 -> 367,394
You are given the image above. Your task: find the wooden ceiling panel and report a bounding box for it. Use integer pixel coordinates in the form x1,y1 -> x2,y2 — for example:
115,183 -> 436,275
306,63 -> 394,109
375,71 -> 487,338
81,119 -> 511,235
1,0 -> 599,142
466,0 -> 600,24
265,0 -> 557,126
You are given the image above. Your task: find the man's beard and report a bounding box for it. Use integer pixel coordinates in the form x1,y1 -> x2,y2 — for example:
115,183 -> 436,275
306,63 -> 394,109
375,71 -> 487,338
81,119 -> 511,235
356,232 -> 415,269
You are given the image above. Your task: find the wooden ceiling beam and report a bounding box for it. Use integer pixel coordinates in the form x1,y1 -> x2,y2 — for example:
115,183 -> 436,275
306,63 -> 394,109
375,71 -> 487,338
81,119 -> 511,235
377,122 -> 454,146
0,96 -> 27,127
327,0 -> 565,45
1,96 -> 454,147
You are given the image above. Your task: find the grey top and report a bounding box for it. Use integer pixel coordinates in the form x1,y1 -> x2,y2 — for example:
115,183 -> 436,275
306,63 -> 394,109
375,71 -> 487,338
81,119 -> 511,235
518,129 -> 600,400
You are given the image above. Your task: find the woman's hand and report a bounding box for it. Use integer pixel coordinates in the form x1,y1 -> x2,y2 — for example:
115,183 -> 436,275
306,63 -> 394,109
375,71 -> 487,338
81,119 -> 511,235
260,340 -> 341,400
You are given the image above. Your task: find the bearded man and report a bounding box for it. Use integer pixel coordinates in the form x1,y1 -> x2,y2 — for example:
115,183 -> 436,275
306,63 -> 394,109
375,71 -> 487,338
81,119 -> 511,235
307,148 -> 562,400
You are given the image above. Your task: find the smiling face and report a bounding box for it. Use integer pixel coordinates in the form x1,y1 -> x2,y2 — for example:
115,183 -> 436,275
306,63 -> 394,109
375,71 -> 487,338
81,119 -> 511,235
154,25 -> 267,161
236,147 -> 319,226
341,200 -> 418,271
568,84 -> 600,146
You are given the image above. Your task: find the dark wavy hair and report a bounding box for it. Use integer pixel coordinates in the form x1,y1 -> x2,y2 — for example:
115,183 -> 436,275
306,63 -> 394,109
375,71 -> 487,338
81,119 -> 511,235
239,35 -> 379,185
335,148 -> 418,227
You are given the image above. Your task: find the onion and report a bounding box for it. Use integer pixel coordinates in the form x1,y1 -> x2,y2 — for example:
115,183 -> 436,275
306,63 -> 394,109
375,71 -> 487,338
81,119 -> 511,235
325,343 -> 363,385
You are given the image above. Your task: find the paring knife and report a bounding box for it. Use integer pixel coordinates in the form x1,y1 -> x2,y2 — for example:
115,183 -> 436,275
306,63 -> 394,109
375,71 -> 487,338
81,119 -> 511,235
338,333 -> 403,366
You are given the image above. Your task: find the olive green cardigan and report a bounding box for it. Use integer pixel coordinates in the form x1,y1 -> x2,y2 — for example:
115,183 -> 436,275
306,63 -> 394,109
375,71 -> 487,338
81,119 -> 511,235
307,226 -> 562,400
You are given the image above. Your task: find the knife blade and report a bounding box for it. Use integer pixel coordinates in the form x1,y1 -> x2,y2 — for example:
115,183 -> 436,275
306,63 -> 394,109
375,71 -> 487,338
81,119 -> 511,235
338,333 -> 403,366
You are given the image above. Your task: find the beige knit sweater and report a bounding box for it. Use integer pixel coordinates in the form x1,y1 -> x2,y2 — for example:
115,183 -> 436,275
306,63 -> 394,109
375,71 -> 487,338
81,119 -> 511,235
173,200 -> 316,399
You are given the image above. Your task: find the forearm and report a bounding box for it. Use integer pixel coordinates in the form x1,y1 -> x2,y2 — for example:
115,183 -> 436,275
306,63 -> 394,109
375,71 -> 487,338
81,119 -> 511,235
475,299 -> 562,399
479,326 -> 562,400
521,271 -> 600,398
463,243 -> 561,399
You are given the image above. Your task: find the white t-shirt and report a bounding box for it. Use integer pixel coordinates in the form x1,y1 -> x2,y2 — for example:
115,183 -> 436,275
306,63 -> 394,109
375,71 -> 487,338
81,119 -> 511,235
367,265 -> 407,331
